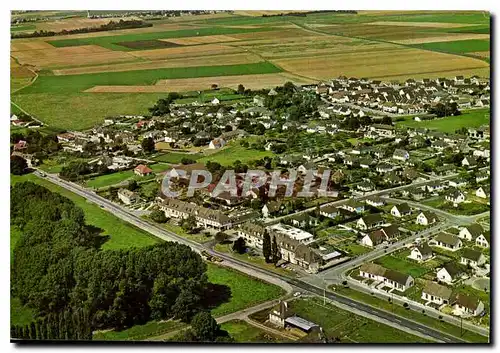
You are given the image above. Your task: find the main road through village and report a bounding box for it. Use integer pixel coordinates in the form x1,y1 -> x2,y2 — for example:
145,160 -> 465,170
36,171 -> 489,343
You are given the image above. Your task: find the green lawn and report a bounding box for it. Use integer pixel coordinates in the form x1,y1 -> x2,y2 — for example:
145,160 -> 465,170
375,255 -> 430,278
206,263 -> 285,317
93,320 -> 187,341
337,243 -> 371,256
47,26 -> 274,51
11,173 -> 159,250
413,39 -> 490,54
153,152 -> 201,164
291,297 -> 432,343
332,286 -> 489,343
396,109 -> 490,133
198,143 -> 274,166
221,320 -> 288,343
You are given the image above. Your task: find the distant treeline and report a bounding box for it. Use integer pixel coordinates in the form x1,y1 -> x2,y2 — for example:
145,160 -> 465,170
11,19 -> 152,39
262,10 -> 357,17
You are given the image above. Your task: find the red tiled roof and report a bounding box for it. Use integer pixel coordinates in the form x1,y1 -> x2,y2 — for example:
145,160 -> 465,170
135,164 -> 153,174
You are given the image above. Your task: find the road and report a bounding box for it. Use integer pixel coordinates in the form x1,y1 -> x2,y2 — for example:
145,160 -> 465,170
36,172 -> 487,343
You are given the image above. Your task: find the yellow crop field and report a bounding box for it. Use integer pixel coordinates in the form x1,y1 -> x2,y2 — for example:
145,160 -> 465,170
394,34 -> 490,44
271,48 -> 489,80
164,35 -> 239,45
130,43 -> 242,60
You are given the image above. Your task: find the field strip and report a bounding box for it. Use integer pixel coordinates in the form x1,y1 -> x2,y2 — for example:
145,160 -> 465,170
127,43 -> 242,60
367,21 -> 479,28
394,33 -> 490,44
469,51 -> 490,58
84,73 -> 316,93
162,34 -> 240,45
52,53 -> 264,75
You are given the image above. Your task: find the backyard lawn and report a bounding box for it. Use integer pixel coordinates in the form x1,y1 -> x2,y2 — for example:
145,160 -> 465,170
220,320 -> 288,343
375,254 -> 430,278
197,143 -> 274,166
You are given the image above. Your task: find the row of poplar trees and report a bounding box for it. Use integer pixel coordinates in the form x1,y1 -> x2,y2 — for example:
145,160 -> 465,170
262,230 -> 280,264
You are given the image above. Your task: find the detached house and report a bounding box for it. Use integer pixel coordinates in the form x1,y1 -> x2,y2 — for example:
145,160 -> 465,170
416,211 -> 438,226
134,164 -> 153,176
476,185 -> 490,199
393,149 -> 410,161
421,281 -> 452,305
452,293 -> 484,317
437,262 -> 464,284
359,263 -> 414,292
319,205 -> 339,219
117,188 -> 139,205
433,233 -> 462,251
476,232 -> 490,248
462,156 -> 478,168
445,189 -> 466,204
408,243 -> 433,262
390,203 -> 411,218
361,230 -> 386,247
365,196 -> 385,207
458,223 -> 484,241
262,201 -> 285,218
460,248 -> 486,267
357,213 -> 384,230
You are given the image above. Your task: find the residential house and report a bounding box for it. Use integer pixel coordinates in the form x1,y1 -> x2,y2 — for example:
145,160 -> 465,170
458,223 -> 484,241
134,164 -> 153,176
160,198 -> 231,230
237,222 -> 265,249
262,201 -> 285,218
460,248 -> 486,267
475,185 -> 490,199
361,230 -> 386,247
448,178 -> 468,188
365,196 -> 385,207
416,211 -> 438,226
357,213 -> 384,230
341,200 -> 365,214
421,281 -> 452,305
475,171 -> 489,184
380,224 -> 400,240
290,213 -> 319,228
476,232 -> 490,248
319,205 -> 339,219
117,188 -> 139,205
359,263 -> 414,291
426,181 -> 446,193
390,203 -> 411,218
408,243 -> 433,262
393,149 -> 410,161
452,293 -> 484,317
445,189 -> 466,204
437,262 -> 464,284
461,155 -> 478,168
208,138 -> 226,149
433,233 -> 462,251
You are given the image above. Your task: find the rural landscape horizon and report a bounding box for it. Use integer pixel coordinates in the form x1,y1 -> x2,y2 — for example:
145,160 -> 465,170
10,9 -> 490,344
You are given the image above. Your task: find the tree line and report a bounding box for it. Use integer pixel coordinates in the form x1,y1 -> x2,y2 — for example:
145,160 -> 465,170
11,182 -> 209,339
12,19 -> 152,39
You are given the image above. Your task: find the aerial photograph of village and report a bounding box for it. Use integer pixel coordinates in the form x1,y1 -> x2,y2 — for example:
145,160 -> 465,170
9,8 -> 491,344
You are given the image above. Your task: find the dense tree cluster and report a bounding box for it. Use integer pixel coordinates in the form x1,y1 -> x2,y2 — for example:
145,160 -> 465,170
264,82 -> 318,121
11,182 -> 208,339
12,19 -> 152,39
10,155 -> 28,175
173,311 -> 233,342
59,161 -> 92,181
148,92 -> 181,116
11,130 -> 61,155
428,102 -> 461,118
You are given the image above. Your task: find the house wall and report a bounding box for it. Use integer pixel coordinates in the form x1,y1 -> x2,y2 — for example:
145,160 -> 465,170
437,268 -> 453,284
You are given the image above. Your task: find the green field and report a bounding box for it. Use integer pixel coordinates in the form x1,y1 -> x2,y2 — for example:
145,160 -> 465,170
221,320 -> 287,343
332,286 -> 489,343
414,39 -> 490,54
198,143 -> 274,166
206,263 -> 285,317
291,297 -> 431,343
375,255 -> 429,278
47,26 -> 274,51
11,173 -> 159,250
12,61 -> 281,130
93,320 -> 187,341
396,108 -> 490,133
11,24 -> 36,32
19,62 -> 282,94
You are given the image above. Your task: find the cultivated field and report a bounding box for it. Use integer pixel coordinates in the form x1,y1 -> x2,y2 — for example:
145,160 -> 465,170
86,72 -> 314,93
394,33 -> 490,45
272,47 -> 489,81
53,53 -> 264,75
35,17 -> 140,31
